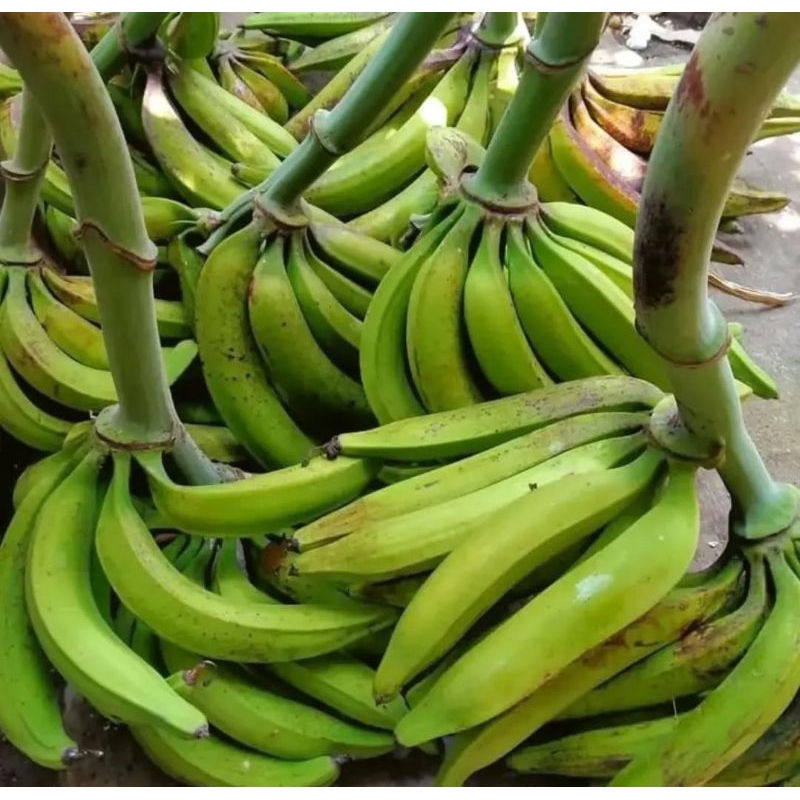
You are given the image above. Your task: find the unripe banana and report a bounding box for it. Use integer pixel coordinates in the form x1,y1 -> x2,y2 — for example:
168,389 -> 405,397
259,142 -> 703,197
331,374 -> 662,461
396,459 -> 700,745
97,452 -> 394,662
375,447 -> 664,699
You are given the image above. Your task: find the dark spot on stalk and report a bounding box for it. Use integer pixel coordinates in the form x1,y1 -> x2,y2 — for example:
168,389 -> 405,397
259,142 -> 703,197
735,61 -> 756,75
676,52 -> 706,113
75,153 -> 87,173
634,192 -> 684,310
722,27 -> 734,35
755,14 -> 768,27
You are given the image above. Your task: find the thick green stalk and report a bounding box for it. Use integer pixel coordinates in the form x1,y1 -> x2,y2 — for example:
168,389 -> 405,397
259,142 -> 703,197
252,12 -> 454,223
635,13 -> 800,538
474,13 -> 521,47
0,88 -> 51,264
466,12 -> 605,206
89,12 -> 167,77
0,13 -> 215,481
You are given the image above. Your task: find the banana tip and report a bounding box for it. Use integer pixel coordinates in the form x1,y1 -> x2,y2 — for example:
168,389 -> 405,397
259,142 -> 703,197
322,436 -> 342,460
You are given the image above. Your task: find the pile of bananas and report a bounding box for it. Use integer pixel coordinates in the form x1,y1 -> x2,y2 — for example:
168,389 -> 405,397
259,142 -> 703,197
534,62 -> 800,229
1,9 -> 799,789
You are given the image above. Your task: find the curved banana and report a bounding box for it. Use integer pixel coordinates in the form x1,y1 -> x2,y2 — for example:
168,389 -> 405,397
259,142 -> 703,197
0,442 -> 84,768
436,555 -> 744,786
375,447 -> 663,699
465,216 -> 552,393
286,234 -> 361,375
247,235 -> 373,435
563,552 -> 768,720
331,374 -> 662,461
0,348 -> 73,451
131,725 -> 339,787
161,646 -> 394,759
302,239 -> 372,319
506,221 -> 623,380
359,204 -> 462,424
195,223 -> 313,467
167,60 -> 282,169
540,200 -> 634,262
28,268 -> 108,369
96,452 -> 395,662
396,459 -> 700,745
348,49 -> 492,244
406,202 -> 485,411
305,50 -> 474,215
293,433 -> 648,585
528,217 -> 669,388
296,410 -> 648,551
267,656 -> 409,731
25,448 -> 207,736
613,547 -> 800,786
141,67 -> 244,209
308,219 -> 400,287
138,448 -> 377,537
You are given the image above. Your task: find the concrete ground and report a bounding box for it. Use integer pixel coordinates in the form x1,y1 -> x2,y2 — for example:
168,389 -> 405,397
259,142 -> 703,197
1,22 -> 799,788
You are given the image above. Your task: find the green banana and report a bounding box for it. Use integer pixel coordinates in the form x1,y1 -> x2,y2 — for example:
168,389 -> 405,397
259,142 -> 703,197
137,447 -> 378,538
236,50 -> 313,109
396,459 -> 700,745
0,442 -> 85,768
292,433 -> 648,585
506,221 -> 623,380
286,234 -> 361,376
296,410 -> 648,551
161,646 -> 394,760
165,12 -> 219,59
183,424 -> 247,464
141,67 -> 244,209
613,548 -> 800,786
96,452 -> 396,662
44,204 -> 88,274
247,235 -> 373,435
28,268 -> 108,369
406,202 -> 485,411
231,59 -> 289,124
510,715 -> 682,779
436,553 -> 745,786
308,219 -> 400,286
129,146 -> 178,198
302,238 -> 372,319
464,216 -> 552,394
131,725 -> 339,787
563,553 -> 768,720
305,51 -> 474,215
0,347 -> 73,451
348,48 -> 492,244
267,656 -> 409,731
540,200 -> 634,262
25,448 -> 208,736
528,216 -> 669,388
375,447 -> 664,699
359,204 -> 463,423
194,223 -> 313,467
243,11 -> 390,40
330,374 -> 662,461
167,60 -> 281,170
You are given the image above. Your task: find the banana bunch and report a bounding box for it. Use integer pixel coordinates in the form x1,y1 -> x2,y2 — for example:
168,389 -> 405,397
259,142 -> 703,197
504,531 -> 800,787
0,424 -> 403,783
536,64 -> 800,229
194,207 -> 403,468
359,139 -> 776,429
271,376 -> 743,781
303,14 -> 527,225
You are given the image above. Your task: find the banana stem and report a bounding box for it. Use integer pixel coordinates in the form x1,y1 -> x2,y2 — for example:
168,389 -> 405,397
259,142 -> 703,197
89,12 -> 168,77
466,12 -> 606,206
253,12 -> 455,224
0,12 -> 217,482
0,88 -> 51,264
474,13 -> 521,47
634,13 -> 800,539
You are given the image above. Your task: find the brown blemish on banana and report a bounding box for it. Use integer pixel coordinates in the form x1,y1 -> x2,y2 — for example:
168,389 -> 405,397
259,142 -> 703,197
634,192 -> 684,310
676,53 -> 707,117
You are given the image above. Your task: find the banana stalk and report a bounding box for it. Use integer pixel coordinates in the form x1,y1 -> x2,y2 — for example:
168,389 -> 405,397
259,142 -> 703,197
633,13 -> 800,540
0,88 -> 50,264
0,13 -> 216,481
